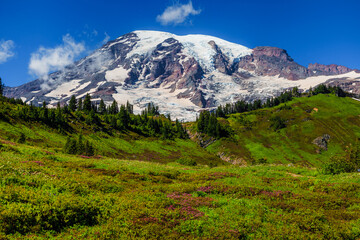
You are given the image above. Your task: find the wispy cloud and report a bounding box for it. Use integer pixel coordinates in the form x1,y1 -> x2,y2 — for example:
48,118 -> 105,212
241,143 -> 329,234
28,33 -> 113,91
156,1 -> 201,26
0,40 -> 15,64
29,34 -> 85,80
102,32 -> 110,44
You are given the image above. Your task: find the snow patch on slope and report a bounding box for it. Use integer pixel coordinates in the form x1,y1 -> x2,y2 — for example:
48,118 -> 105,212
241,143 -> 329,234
295,71 -> 360,89
112,82 -> 200,121
45,79 -> 92,100
105,67 -> 130,83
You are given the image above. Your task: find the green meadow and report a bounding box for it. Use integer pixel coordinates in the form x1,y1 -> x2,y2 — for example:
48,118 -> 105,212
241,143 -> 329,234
206,94 -> 360,166
0,93 -> 360,239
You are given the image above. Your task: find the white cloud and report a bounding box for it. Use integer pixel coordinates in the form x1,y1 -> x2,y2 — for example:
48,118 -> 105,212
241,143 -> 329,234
156,1 -> 201,26
102,32 -> 110,44
29,34 -> 85,80
0,40 -> 15,64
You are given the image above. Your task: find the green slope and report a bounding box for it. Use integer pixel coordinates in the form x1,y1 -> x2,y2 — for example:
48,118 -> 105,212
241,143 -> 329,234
0,94 -> 360,238
0,101 -> 223,167
205,94 -> 360,166
0,143 -> 360,239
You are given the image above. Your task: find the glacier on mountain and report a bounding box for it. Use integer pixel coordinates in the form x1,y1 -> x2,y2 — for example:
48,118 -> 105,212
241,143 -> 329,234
4,30 -> 360,121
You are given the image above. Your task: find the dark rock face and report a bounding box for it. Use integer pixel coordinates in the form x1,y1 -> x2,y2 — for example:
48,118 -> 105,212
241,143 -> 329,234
208,40 -> 231,75
308,63 -> 353,75
190,90 -> 207,108
144,38 -> 204,91
236,47 -> 310,80
253,47 -> 294,61
235,47 -> 357,80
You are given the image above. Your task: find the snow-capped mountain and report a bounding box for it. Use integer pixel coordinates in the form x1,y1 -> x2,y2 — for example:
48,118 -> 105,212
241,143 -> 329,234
4,30 -> 360,120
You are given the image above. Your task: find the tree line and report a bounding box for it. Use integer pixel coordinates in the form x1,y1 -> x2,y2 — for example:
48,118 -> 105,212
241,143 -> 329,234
0,87 -> 188,141
196,85 -> 348,138
215,85 -> 346,118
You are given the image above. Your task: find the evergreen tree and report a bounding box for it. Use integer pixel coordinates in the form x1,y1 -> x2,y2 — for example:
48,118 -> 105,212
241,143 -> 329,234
253,100 -> 262,110
64,137 -> 77,154
84,140 -> 94,156
126,101 -> 133,114
119,105 -> 129,128
335,86 -> 346,97
216,105 -> 225,118
49,110 -> 56,126
78,98 -> 83,111
62,104 -> 70,114
175,119 -> 187,138
161,120 -> 172,139
265,98 -> 271,108
0,77 -> 4,96
40,101 -> 48,122
143,102 -> 159,116
207,113 -> 218,137
69,95 -> 77,112
110,115 -> 117,129
86,109 -> 100,125
77,134 -> 85,154
83,94 -> 92,112
56,102 -> 63,125
292,87 -> 300,97
109,100 -> 119,114
98,99 -> 107,114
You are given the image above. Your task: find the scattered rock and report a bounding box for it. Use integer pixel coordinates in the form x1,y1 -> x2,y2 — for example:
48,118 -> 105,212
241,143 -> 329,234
186,130 -> 216,148
217,152 -> 246,165
312,134 -> 331,152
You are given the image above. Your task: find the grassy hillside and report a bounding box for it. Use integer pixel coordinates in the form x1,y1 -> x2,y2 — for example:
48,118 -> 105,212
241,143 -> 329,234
0,99 -> 223,166
1,94 -> 360,238
204,94 -> 360,166
0,142 -> 360,239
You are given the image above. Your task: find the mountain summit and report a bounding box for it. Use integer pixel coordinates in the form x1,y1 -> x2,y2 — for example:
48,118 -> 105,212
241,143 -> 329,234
5,30 -> 360,120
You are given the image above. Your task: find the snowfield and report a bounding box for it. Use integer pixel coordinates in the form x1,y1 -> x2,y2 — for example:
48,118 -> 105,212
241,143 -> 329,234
129,31 -> 252,72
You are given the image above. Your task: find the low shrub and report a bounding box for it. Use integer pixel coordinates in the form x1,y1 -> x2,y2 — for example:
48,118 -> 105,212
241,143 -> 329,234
17,133 -> 26,144
176,157 -> 197,166
270,116 -> 286,131
322,145 -> 360,174
322,157 -> 356,175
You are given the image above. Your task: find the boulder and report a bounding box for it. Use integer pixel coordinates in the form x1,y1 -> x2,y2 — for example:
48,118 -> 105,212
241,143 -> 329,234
312,134 -> 331,152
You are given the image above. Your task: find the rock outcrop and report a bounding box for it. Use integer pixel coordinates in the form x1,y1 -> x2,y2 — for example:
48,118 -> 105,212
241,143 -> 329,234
308,63 -> 353,75
236,47 -> 310,80
312,134 -> 331,152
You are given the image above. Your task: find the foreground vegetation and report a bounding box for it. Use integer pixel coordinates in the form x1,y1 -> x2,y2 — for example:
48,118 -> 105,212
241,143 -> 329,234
1,80 -> 360,238
0,142 -> 360,239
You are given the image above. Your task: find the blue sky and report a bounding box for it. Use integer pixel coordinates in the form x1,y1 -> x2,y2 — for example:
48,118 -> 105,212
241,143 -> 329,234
0,0 -> 359,87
